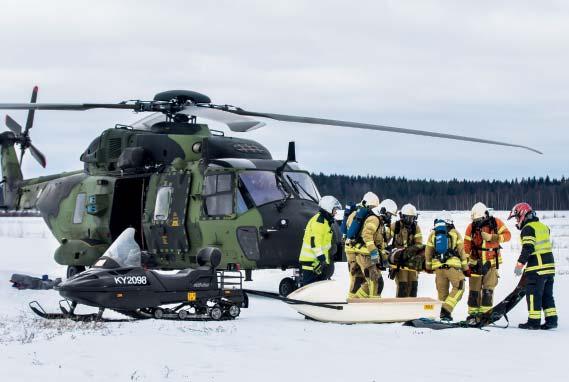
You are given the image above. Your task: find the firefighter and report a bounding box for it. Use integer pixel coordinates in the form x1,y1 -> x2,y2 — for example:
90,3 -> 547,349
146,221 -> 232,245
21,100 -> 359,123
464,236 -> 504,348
389,203 -> 423,297
345,192 -> 390,298
508,202 -> 558,330
464,202 -> 511,319
344,192 -> 379,297
298,195 -> 342,287
425,211 -> 468,321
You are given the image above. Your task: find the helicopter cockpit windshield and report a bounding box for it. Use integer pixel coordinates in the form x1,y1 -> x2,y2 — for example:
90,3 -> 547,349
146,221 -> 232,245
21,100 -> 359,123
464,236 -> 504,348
284,172 -> 321,202
95,228 -> 141,268
238,170 -> 320,207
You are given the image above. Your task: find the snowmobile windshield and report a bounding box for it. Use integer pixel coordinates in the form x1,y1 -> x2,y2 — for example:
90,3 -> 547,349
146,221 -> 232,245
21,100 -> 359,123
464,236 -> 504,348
284,171 -> 320,202
238,170 -> 286,206
100,228 -> 141,268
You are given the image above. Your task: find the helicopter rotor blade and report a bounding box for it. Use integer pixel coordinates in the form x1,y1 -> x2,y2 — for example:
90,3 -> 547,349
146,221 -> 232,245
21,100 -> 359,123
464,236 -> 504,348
181,105 -> 266,132
0,103 -> 137,111
5,115 -> 22,135
29,143 -> 47,168
24,86 -> 39,135
216,107 -> 542,154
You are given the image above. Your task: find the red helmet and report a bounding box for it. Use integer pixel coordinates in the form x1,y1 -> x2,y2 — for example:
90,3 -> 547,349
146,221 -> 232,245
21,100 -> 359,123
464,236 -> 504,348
508,202 -> 534,229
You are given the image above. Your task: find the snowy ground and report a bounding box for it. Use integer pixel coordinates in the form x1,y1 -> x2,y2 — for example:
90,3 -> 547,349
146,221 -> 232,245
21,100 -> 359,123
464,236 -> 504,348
0,212 -> 568,382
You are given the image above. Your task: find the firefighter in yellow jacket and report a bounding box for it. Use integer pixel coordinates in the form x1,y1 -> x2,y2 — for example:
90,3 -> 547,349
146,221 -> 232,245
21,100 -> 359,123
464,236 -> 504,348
390,203 -> 423,297
345,193 -> 390,298
344,192 -> 379,297
298,196 -> 341,287
425,211 -> 468,321
509,202 -> 558,330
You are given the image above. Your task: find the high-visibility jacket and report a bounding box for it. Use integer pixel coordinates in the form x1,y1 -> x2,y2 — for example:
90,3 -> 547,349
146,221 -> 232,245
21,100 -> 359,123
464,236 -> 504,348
425,228 -> 467,271
464,217 -> 511,268
390,221 -> 423,272
299,212 -> 334,271
345,213 -> 389,256
519,218 -> 555,275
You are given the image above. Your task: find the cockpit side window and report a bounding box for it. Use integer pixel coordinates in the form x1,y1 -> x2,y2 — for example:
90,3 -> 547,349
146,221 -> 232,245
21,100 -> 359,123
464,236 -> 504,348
154,186 -> 173,221
238,171 -> 285,207
203,173 -> 234,217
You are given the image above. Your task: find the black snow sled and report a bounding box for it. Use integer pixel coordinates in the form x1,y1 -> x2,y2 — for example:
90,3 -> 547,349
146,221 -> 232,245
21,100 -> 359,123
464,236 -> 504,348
30,228 -> 246,322
404,274 -> 527,330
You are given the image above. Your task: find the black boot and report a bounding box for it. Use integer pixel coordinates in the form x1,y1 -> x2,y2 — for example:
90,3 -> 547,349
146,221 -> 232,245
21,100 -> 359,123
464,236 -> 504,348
518,321 -> 540,330
440,308 -> 453,322
541,321 -> 558,330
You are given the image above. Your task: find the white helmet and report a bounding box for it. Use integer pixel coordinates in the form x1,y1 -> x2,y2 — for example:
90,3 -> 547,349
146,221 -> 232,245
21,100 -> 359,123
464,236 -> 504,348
361,192 -> 379,208
373,198 -> 397,217
435,210 -> 453,224
471,202 -> 488,221
318,195 -> 342,215
400,203 -> 417,217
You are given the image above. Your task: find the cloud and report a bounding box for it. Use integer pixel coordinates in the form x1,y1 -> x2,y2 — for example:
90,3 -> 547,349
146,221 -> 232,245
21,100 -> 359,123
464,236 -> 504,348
0,0 -> 567,180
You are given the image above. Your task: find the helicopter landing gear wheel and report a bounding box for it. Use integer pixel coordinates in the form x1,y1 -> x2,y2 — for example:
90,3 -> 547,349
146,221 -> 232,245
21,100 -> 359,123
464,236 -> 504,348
279,277 -> 297,297
66,266 -> 85,279
177,310 -> 188,320
228,305 -> 240,318
210,305 -> 223,320
153,308 -> 164,319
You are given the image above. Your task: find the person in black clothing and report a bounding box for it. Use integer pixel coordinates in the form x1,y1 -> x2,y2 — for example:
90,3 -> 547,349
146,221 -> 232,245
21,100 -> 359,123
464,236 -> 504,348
508,202 -> 558,330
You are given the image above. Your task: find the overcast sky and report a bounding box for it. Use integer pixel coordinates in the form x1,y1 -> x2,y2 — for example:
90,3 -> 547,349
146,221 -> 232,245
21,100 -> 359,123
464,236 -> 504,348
0,0 -> 567,180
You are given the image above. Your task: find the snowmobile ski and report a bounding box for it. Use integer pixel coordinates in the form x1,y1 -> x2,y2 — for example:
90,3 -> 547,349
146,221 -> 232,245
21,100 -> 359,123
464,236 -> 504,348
29,301 -> 69,320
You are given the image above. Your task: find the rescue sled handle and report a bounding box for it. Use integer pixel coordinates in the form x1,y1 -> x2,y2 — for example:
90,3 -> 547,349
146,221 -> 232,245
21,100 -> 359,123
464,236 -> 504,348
0,98 -> 542,154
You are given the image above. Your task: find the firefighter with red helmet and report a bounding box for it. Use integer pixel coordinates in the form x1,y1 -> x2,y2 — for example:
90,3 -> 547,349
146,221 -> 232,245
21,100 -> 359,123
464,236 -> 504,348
508,202 -> 558,330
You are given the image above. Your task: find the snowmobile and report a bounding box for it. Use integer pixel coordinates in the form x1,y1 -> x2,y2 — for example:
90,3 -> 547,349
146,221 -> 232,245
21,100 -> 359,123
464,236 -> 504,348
30,228 -> 246,322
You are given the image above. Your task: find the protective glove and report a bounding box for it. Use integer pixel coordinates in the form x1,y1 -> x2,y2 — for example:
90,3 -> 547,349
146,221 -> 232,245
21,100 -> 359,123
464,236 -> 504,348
314,255 -> 326,275
514,262 -> 524,277
463,268 -> 472,278
370,249 -> 380,264
481,231 -> 498,242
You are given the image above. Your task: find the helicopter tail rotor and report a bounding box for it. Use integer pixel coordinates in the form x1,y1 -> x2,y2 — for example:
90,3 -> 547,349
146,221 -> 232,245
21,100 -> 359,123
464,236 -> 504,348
3,86 -> 47,168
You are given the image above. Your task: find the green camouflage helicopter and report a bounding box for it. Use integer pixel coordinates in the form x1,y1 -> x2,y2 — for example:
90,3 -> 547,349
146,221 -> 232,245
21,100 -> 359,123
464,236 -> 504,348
0,88 -> 540,294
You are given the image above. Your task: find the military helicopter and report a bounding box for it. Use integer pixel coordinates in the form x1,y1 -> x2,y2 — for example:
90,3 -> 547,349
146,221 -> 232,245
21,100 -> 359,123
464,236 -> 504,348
0,88 -> 540,295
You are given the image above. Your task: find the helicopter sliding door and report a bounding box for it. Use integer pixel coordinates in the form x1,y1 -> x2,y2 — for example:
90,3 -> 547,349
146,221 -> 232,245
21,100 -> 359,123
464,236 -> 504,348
143,171 -> 191,259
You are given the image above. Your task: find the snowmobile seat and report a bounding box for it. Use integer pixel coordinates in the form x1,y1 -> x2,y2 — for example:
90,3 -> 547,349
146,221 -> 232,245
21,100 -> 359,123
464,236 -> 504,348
151,268 -> 217,291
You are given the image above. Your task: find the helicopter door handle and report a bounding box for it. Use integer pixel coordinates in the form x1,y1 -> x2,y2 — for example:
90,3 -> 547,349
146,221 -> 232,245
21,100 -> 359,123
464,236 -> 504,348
259,227 -> 278,237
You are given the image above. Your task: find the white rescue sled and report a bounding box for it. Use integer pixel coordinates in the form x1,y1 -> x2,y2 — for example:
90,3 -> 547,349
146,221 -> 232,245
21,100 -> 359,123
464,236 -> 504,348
287,280 -> 441,324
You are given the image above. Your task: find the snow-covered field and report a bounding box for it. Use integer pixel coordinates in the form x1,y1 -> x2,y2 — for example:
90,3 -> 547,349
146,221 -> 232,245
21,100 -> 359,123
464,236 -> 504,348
1,212 -> 567,382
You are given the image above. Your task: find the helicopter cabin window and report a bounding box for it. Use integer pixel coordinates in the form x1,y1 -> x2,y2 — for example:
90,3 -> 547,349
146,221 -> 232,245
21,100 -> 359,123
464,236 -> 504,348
203,173 -> 233,216
73,193 -> 87,224
154,186 -> 173,221
284,172 -> 321,201
238,171 -> 285,206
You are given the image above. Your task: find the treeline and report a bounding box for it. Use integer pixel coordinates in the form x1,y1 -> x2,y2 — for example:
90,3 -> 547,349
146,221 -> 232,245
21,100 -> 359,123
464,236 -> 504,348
311,174 -> 569,210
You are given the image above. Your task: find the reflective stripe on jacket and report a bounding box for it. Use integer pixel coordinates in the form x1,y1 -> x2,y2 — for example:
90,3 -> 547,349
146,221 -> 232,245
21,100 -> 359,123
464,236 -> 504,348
424,228 -> 467,271
299,212 -> 333,271
464,217 -> 511,267
519,220 -> 555,275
